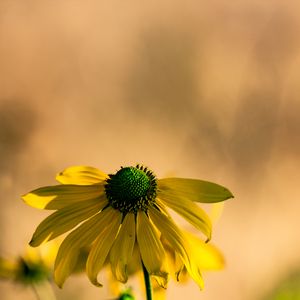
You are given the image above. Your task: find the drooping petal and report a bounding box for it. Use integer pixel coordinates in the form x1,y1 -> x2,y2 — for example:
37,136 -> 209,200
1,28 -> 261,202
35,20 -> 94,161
126,242 -> 142,276
87,209 -> 122,287
56,166 -> 108,185
54,207 -> 118,288
174,251 -> 187,281
149,207 -> 204,289
152,278 -> 167,300
157,194 -> 212,241
158,178 -> 233,203
137,211 -> 169,288
30,196 -> 107,247
160,235 -> 185,281
109,213 -> 136,283
22,184 -> 105,210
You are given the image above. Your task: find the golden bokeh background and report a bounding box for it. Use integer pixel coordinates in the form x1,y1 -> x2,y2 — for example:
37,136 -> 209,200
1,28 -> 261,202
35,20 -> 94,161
1,1 -> 300,299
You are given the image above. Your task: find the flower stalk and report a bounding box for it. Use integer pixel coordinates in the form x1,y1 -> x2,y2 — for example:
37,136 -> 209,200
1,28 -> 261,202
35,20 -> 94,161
142,261 -> 152,300
31,281 -> 56,300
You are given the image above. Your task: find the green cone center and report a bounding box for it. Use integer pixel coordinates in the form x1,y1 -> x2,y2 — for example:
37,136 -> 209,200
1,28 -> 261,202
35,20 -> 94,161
105,165 -> 157,213
17,258 -> 49,284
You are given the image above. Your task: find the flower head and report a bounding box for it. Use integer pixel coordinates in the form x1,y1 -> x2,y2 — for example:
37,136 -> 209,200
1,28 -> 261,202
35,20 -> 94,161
22,164 -> 233,289
0,242 -> 57,285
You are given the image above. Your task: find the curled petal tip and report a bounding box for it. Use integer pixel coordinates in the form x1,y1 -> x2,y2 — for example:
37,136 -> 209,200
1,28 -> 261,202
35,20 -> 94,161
226,189 -> 234,199
151,272 -> 169,289
55,172 -> 62,179
29,239 -> 37,247
205,230 -> 212,243
29,235 -> 43,247
205,237 -> 211,243
91,279 -> 103,287
54,277 -> 65,289
117,276 -> 128,284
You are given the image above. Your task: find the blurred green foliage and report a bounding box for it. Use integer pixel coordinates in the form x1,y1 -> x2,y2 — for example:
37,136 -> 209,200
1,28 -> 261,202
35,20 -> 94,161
263,269 -> 300,300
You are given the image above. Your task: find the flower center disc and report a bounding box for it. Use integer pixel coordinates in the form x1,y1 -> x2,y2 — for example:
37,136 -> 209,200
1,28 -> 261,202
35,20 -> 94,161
105,165 -> 157,213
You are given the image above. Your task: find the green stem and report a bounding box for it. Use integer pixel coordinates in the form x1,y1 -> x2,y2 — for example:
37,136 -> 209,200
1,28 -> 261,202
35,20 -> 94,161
142,262 -> 152,300
31,285 -> 41,300
32,281 -> 56,300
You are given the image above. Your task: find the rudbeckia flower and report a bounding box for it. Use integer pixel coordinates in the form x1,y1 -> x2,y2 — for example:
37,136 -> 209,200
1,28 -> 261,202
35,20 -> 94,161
0,242 -> 58,299
22,164 -> 233,290
0,242 -> 57,285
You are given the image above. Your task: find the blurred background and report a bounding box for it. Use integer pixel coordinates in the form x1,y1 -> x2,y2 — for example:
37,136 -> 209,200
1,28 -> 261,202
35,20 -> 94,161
0,0 -> 300,299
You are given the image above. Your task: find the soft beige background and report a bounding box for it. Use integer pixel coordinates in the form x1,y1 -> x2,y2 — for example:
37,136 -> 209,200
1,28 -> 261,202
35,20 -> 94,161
0,1 -> 300,299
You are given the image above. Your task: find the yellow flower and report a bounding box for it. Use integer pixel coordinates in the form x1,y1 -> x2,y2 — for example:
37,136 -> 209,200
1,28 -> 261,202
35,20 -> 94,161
0,242 -> 57,285
22,164 -> 233,289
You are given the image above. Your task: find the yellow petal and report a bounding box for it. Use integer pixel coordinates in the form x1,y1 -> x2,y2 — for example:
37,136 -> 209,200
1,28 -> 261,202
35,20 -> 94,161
22,184 -> 104,210
54,208 -> 117,288
186,232 -> 225,270
174,251 -> 187,281
127,242 -> 142,275
157,194 -> 212,241
160,235 -> 185,281
23,245 -> 41,263
158,178 -> 233,203
0,258 -> 18,279
30,196 -> 107,247
164,232 -> 225,283
149,207 -> 204,289
36,240 -> 60,268
56,166 -> 108,185
137,211 -> 169,288
109,213 -> 136,283
152,278 -> 167,300
209,202 -> 224,224
87,208 -> 121,287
